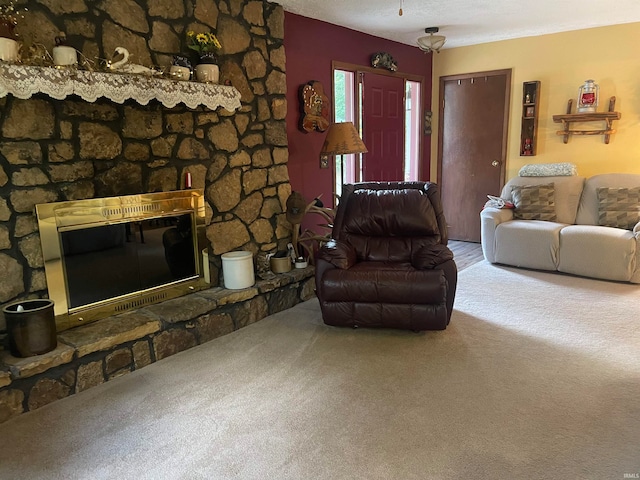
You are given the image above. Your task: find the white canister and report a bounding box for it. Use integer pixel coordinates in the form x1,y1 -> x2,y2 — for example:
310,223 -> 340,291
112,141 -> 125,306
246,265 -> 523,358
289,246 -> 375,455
221,251 -> 255,289
0,37 -> 19,62
169,65 -> 191,81
194,64 -> 219,84
52,45 -> 78,66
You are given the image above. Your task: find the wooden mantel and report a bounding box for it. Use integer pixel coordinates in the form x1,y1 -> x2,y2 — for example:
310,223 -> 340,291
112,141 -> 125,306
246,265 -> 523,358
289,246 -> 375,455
0,64 -> 242,111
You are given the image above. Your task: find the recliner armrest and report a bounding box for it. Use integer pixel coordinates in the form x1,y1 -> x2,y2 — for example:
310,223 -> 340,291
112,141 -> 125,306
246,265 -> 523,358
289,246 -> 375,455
411,244 -> 454,269
316,239 -> 357,270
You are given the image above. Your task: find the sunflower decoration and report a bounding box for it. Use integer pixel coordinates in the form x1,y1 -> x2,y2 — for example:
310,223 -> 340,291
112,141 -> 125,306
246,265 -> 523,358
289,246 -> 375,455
186,31 -> 222,55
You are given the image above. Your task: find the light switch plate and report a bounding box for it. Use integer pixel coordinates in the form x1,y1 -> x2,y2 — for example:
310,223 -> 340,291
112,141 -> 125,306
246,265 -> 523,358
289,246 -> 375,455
320,155 -> 329,169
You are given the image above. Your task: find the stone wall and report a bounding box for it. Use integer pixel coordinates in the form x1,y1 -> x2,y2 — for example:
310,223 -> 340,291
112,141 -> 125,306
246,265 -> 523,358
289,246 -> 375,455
0,0 -> 291,325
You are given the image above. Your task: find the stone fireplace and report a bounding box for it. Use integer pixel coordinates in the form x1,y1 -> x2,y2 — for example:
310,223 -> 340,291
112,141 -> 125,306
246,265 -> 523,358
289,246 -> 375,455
0,1 -> 315,423
0,0 -> 292,327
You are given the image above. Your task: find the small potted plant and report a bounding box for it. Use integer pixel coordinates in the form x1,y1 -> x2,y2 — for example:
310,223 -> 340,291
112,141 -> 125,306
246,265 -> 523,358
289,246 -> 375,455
186,30 -> 221,83
0,1 -> 24,62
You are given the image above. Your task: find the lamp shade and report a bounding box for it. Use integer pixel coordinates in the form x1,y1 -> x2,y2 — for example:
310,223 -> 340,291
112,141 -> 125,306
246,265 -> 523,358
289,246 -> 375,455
320,122 -> 368,155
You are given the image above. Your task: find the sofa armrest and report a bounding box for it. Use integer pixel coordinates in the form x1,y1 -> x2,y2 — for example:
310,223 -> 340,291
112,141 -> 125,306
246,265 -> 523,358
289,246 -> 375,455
480,207 -> 514,263
632,224 -> 640,283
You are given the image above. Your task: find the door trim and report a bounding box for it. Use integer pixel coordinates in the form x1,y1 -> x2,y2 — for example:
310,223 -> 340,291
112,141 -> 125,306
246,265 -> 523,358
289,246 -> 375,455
436,68 -> 511,189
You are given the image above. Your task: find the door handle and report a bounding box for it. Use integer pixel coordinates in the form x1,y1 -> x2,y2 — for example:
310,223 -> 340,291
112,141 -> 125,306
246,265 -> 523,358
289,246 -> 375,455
491,160 -> 500,167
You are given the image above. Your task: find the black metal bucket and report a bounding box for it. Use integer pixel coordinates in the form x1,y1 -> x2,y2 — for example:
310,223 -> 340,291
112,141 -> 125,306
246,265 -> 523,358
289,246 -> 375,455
2,299 -> 57,357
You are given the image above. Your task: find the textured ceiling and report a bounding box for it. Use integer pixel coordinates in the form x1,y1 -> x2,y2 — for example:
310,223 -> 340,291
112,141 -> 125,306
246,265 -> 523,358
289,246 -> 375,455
274,0 -> 640,49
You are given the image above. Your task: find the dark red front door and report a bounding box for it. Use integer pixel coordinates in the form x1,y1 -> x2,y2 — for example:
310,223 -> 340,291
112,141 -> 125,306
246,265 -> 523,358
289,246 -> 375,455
361,73 -> 404,181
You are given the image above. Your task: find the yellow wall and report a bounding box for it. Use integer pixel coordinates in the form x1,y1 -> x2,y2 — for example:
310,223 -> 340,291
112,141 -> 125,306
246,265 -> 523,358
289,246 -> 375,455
431,22 -> 640,182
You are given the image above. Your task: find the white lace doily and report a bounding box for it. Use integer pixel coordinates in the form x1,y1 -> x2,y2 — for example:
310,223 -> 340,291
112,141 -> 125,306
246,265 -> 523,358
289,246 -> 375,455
0,64 -> 241,111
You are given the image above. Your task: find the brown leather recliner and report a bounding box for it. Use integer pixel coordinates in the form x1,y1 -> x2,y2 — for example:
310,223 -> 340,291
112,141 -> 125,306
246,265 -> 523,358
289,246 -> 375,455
315,182 -> 457,331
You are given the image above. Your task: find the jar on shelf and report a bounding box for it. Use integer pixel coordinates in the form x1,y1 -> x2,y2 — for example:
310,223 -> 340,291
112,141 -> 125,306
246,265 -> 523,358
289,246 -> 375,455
577,79 -> 599,113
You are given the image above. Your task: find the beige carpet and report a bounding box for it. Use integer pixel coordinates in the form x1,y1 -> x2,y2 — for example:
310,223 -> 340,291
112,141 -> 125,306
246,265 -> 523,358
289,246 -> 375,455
0,261 -> 638,480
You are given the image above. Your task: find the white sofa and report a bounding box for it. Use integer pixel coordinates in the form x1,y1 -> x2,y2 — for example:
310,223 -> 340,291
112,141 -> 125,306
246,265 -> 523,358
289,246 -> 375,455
481,173 -> 640,283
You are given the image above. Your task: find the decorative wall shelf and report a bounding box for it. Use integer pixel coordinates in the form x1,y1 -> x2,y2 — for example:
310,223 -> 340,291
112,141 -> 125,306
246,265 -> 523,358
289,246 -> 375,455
0,64 -> 241,111
520,80 -> 540,156
552,96 -> 620,144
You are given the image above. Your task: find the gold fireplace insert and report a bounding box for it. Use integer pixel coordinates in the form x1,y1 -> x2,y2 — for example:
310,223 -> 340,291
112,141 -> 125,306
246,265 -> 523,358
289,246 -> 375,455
36,190 -> 210,331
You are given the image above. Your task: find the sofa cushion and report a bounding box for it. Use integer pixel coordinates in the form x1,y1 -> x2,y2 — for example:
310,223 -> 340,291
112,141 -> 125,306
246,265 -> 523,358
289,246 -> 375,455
558,225 -> 637,282
494,220 -> 564,270
501,175 -> 585,224
596,186 -> 640,230
511,183 -> 557,221
576,173 -> 640,225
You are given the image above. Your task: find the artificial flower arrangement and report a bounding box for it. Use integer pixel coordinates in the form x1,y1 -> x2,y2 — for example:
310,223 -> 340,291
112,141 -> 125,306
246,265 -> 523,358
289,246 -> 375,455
186,30 -> 221,64
186,31 -> 222,54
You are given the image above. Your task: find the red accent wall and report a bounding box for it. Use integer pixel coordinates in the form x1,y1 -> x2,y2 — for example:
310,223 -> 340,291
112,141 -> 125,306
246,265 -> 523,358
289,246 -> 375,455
284,12 -> 433,208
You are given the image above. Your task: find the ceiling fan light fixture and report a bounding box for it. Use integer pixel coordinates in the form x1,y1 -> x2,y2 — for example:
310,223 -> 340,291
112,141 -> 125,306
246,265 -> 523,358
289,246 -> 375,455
417,27 -> 446,53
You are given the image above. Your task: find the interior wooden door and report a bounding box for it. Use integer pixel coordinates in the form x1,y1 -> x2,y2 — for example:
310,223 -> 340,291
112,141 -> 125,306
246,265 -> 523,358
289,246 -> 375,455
438,69 -> 511,242
361,72 -> 405,181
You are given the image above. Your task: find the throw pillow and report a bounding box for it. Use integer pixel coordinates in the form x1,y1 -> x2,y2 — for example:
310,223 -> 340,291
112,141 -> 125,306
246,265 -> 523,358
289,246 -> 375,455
518,162 -> 578,177
596,187 -> 640,230
511,183 -> 557,221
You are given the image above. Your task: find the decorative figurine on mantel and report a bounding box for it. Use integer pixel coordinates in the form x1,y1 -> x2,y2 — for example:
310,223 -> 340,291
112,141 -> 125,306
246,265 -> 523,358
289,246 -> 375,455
107,47 -> 163,76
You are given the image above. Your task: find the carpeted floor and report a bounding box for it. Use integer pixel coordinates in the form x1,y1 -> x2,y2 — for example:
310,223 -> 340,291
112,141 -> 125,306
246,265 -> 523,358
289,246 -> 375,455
0,261 -> 638,480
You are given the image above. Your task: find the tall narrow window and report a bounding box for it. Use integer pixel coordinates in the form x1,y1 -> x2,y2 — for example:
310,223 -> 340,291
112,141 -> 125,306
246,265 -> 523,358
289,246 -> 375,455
405,80 -> 421,181
333,69 -> 356,198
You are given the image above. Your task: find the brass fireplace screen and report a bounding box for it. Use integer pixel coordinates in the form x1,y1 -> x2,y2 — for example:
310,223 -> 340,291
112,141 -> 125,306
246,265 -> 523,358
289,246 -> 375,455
36,190 -> 209,331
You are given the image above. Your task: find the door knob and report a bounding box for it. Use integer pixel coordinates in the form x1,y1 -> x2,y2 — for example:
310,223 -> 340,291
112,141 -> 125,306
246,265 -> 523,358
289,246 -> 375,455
491,160 -> 500,167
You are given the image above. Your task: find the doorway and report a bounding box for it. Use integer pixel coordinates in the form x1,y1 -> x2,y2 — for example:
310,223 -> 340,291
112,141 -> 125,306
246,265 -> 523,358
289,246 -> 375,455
332,62 -> 425,197
438,69 -> 511,242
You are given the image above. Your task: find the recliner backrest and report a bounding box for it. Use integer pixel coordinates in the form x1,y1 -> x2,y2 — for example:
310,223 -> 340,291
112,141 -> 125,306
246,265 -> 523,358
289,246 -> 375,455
333,182 -> 446,262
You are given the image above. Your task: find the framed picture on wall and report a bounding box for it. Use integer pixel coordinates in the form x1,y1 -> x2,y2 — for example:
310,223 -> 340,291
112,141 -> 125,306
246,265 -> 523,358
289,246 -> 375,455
525,106 -> 535,118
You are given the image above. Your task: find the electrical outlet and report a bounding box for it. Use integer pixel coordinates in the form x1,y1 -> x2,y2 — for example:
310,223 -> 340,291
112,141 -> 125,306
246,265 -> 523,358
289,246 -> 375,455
319,155 -> 329,169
